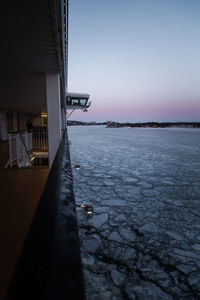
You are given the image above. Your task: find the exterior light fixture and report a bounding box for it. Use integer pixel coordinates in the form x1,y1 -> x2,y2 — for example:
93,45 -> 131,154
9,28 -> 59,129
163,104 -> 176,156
80,204 -> 93,215
41,112 -> 47,118
74,165 -> 80,169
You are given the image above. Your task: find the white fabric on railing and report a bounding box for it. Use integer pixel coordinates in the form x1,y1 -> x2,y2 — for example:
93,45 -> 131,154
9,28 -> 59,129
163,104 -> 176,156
5,131 -> 33,168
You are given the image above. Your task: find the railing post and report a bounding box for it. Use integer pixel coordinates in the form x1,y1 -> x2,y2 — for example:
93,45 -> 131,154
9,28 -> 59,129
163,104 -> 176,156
16,134 -> 20,167
22,137 -> 25,164
25,131 -> 28,149
8,134 -> 12,168
43,131 -> 45,150
30,132 -> 33,149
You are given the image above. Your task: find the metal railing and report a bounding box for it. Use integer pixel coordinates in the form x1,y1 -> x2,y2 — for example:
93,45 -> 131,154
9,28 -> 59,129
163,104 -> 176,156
32,130 -> 48,150
5,131 -> 33,168
5,130 -> 48,168
62,0 -> 69,88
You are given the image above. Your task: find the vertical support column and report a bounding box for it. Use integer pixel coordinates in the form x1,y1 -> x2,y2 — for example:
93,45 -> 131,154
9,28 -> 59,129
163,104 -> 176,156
46,73 -> 62,168
8,134 -> 13,168
61,107 -> 66,131
0,112 -> 8,141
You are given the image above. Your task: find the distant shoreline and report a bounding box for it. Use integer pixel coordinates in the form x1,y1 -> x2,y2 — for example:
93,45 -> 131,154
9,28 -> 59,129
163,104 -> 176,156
67,120 -> 200,128
105,121 -> 200,128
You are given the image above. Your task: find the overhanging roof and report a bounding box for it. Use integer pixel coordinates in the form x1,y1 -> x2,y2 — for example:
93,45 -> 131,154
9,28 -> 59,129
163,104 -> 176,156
66,93 -> 90,99
0,0 -> 68,114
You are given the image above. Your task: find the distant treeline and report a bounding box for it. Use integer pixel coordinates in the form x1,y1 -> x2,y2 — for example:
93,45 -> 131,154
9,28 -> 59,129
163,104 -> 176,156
67,120 -> 200,128
106,121 -> 200,128
67,120 -> 106,126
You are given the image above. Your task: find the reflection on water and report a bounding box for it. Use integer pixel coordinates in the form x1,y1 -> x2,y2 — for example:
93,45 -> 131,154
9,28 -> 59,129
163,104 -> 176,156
69,126 -> 200,300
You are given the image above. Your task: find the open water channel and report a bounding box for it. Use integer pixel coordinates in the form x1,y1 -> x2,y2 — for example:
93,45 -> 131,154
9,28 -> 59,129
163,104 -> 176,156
68,125 -> 200,300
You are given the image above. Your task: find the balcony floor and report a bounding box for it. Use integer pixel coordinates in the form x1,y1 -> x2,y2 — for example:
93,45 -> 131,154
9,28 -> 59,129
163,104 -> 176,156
0,166 -> 49,299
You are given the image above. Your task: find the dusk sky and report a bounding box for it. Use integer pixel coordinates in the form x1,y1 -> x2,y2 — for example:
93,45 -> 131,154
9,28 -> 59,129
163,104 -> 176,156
68,0 -> 200,122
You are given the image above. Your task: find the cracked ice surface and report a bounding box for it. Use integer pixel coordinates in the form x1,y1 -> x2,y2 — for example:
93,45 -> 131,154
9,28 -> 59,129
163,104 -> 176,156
68,126 -> 200,299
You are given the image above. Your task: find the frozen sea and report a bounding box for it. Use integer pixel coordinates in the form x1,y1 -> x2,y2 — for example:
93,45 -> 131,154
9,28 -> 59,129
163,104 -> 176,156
68,125 -> 200,300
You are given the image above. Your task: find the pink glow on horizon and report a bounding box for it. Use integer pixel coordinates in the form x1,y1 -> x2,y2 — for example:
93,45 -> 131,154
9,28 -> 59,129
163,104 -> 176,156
68,99 -> 200,122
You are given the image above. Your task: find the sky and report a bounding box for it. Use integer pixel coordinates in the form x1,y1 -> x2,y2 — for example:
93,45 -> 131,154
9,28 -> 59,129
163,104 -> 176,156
68,0 -> 200,122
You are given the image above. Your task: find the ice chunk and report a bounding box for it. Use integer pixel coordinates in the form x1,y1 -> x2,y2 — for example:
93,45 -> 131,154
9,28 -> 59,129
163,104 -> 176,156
115,214 -> 126,222
82,255 -> 94,266
119,228 -> 136,241
188,272 -> 200,289
191,244 -> 200,252
108,232 -> 123,243
104,181 -> 115,186
139,223 -> 158,233
173,249 -> 200,260
101,199 -> 126,206
177,264 -> 197,274
95,207 -> 108,213
166,231 -> 185,241
89,213 -> 108,228
120,247 -> 137,261
123,177 -> 138,184
82,237 -> 101,253
110,269 -> 125,286
138,181 -> 152,188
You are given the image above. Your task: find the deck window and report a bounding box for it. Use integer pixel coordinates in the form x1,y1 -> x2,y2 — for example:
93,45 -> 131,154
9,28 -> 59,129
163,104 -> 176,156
72,99 -> 79,105
80,99 -> 87,106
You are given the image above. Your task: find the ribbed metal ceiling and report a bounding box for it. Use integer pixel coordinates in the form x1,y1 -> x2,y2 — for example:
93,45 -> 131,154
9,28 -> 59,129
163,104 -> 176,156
0,0 -> 67,114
